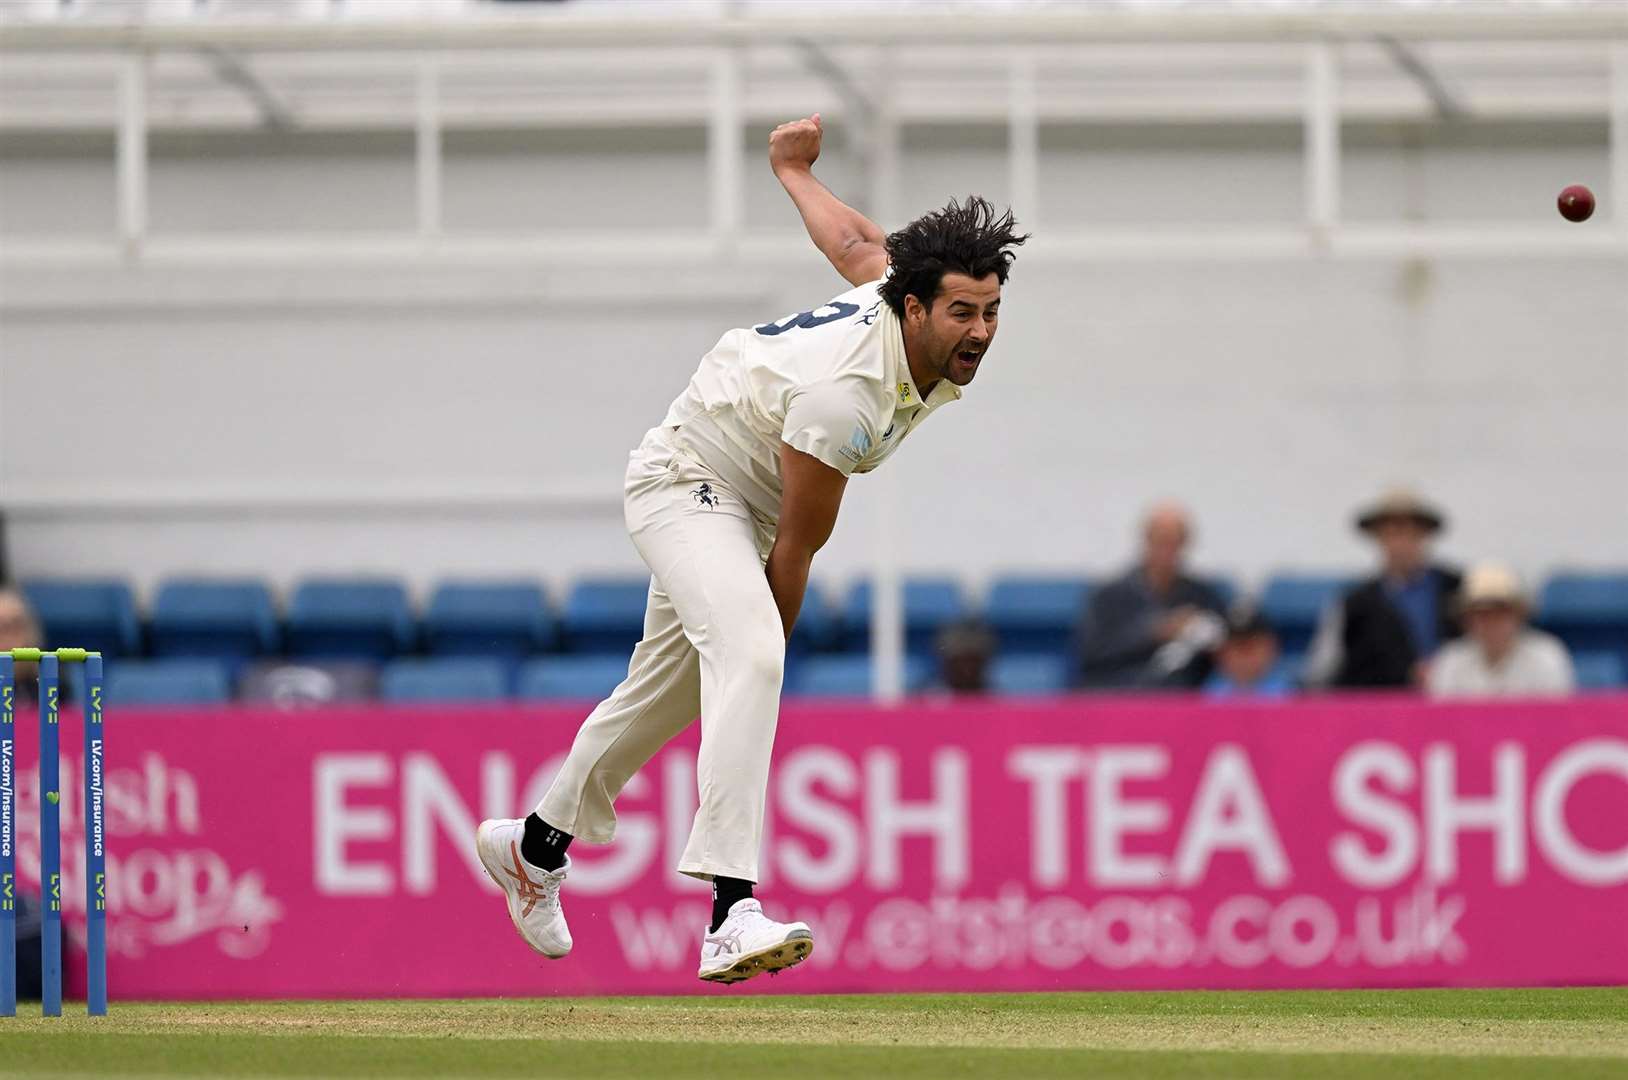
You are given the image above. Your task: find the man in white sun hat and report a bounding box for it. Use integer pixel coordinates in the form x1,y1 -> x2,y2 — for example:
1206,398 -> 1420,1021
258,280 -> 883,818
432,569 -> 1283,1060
1427,562 -> 1575,699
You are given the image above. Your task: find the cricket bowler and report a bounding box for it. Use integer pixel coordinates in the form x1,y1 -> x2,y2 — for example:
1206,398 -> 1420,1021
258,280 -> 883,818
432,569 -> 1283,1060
477,113 -> 1027,984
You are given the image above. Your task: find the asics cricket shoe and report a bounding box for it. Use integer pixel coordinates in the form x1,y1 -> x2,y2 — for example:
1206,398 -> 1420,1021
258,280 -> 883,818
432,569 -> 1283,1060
475,818 -> 572,959
697,898 -> 814,984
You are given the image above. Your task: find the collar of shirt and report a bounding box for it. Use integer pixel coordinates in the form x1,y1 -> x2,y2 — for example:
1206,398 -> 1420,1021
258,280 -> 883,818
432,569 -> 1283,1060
882,302 -> 964,417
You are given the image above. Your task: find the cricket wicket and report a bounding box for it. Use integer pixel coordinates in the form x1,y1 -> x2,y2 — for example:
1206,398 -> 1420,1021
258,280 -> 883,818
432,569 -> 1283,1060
0,647 -> 107,1018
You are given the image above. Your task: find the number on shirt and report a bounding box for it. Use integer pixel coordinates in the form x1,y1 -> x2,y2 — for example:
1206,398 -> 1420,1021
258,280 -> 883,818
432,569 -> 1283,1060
753,301 -> 861,337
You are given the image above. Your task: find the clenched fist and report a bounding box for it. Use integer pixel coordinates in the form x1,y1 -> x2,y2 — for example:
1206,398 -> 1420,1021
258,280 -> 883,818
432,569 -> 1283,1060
769,114 -> 823,175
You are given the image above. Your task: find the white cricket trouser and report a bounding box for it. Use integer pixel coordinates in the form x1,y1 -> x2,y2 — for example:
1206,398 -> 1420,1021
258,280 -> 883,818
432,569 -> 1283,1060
535,426 -> 783,882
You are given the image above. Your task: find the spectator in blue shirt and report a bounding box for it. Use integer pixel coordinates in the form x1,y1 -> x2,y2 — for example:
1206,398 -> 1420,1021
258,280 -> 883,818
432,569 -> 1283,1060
1206,608 -> 1295,699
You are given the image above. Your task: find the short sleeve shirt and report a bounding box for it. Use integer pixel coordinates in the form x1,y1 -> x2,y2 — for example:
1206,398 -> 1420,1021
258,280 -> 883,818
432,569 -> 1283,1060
658,280 -> 961,524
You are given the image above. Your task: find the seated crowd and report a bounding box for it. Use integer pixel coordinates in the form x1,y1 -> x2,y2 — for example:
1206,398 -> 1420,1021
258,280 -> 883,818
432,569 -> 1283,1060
1070,488 -> 1587,700
0,485 -> 1621,704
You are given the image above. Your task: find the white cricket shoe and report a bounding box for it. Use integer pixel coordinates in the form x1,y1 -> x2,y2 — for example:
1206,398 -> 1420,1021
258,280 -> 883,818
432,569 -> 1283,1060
697,898 -> 814,984
475,818 -> 572,959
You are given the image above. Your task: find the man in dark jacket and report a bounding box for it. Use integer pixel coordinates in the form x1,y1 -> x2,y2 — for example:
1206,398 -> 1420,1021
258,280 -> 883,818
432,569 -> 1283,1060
1078,502 -> 1228,689
1307,489 -> 1462,689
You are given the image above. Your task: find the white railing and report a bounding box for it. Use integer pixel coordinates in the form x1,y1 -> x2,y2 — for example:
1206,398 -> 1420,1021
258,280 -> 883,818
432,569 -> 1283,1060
7,1 -> 1628,44
2,5 -> 1626,264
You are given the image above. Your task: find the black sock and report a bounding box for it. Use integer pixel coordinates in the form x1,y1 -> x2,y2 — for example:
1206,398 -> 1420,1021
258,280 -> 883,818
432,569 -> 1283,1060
520,813 -> 571,872
710,876 -> 754,932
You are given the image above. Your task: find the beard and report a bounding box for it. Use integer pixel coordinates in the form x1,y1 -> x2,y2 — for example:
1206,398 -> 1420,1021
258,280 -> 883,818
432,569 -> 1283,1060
939,337 -> 985,386
908,316 -> 991,389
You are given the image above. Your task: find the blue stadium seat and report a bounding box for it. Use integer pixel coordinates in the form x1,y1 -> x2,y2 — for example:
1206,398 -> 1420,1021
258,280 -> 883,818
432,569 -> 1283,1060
379,658 -> 511,703
785,654 -> 933,697
106,659 -> 231,706
1573,651 -> 1626,691
988,653 -> 1071,696
838,578 -> 967,655
425,580 -> 556,659
285,578 -> 415,660
150,578 -> 279,662
516,656 -> 630,701
1259,574 -> 1352,655
19,579 -> 141,659
788,581 -> 839,654
562,578 -> 649,655
984,576 -> 1092,655
1537,573 -> 1628,662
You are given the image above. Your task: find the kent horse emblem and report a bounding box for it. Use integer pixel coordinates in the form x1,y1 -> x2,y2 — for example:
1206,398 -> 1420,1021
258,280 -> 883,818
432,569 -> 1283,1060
691,483 -> 721,510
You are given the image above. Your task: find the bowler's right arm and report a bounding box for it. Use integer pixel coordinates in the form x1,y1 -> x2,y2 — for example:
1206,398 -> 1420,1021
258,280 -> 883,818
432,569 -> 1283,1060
770,114 -> 889,286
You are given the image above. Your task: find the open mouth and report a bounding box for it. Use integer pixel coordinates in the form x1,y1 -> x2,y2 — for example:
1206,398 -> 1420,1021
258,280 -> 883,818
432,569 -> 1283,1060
957,349 -> 982,366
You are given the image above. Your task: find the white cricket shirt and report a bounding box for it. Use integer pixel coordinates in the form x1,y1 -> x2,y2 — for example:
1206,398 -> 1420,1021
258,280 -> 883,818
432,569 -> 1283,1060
658,279 -> 961,524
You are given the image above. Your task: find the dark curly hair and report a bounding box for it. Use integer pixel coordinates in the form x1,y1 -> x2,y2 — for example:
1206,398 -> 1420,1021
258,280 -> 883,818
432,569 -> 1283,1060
878,196 -> 1028,317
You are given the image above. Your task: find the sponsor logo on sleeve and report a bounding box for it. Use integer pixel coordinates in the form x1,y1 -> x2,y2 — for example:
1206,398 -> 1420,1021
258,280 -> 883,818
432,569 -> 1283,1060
839,427 -> 872,464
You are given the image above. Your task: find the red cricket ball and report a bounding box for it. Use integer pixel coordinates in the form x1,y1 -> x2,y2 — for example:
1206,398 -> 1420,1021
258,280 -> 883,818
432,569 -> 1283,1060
1557,184 -> 1595,223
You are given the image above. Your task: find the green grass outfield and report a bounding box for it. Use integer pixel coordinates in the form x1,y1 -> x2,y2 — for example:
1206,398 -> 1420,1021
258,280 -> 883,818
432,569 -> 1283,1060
2,988 -> 1626,1079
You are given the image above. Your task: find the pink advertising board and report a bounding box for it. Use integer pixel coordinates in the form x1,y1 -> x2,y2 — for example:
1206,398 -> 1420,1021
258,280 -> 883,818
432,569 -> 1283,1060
10,696 -> 1628,998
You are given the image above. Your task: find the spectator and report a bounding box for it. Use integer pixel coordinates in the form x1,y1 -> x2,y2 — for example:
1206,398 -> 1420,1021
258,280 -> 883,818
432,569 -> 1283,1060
0,584 -> 42,701
1205,607 -> 1294,699
1428,563 -> 1575,699
0,584 -> 37,650
1078,502 -> 1227,689
0,582 -> 51,1001
933,618 -> 996,694
1305,489 -> 1462,689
